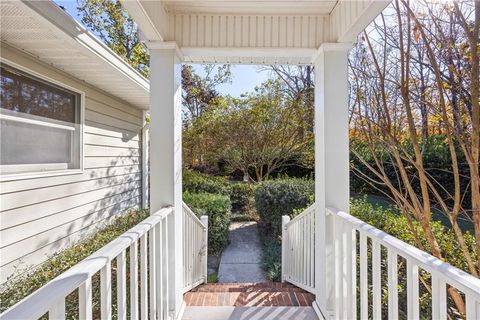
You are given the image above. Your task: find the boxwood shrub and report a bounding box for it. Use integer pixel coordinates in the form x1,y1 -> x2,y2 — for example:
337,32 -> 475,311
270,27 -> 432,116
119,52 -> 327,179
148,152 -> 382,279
230,183 -> 255,211
183,170 -> 231,196
183,191 -> 231,255
255,178 -> 314,235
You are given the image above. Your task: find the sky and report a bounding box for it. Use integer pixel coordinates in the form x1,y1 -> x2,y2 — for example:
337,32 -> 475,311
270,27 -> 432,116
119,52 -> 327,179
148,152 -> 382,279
54,0 -> 270,97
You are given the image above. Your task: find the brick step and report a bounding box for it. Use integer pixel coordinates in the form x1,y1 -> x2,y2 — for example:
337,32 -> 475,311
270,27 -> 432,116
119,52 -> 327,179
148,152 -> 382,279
191,282 -> 304,293
184,283 -> 315,307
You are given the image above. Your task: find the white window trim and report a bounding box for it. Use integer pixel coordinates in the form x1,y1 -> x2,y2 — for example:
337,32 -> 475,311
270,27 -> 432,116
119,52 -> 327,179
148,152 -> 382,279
0,58 -> 85,182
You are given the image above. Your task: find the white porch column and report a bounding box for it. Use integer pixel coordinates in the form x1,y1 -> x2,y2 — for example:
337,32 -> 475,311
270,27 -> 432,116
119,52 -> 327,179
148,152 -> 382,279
313,43 -> 352,319
149,44 -> 183,319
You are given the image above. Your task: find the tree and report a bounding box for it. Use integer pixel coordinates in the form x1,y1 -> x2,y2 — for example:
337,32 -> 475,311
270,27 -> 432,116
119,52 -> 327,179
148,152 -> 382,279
77,0 -> 149,76
182,65 -> 232,169
202,80 -> 313,182
349,0 -> 479,316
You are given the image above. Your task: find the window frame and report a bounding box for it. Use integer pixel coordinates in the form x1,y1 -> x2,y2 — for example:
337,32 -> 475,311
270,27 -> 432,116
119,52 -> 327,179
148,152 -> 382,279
0,58 -> 85,181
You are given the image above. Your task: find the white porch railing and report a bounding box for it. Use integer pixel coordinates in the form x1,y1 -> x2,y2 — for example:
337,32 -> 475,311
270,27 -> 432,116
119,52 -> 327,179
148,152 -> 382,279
282,204 -> 315,294
282,205 -> 480,319
328,207 -> 480,320
182,203 -> 208,293
0,207 -> 174,320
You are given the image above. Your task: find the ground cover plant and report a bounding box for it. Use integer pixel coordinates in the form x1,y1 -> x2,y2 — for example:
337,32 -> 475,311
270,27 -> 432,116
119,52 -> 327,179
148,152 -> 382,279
0,209 -> 149,318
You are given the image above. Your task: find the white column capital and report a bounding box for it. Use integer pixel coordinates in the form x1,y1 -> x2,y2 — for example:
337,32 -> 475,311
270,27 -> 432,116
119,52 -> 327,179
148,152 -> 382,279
311,42 -> 353,63
147,41 -> 184,61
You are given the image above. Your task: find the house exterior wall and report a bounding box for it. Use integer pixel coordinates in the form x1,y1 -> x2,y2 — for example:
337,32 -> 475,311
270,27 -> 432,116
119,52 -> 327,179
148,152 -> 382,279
0,45 -> 144,284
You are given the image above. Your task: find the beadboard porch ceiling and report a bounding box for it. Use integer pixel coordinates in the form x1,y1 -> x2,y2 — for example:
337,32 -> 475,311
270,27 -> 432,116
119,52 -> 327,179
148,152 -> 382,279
121,0 -> 390,65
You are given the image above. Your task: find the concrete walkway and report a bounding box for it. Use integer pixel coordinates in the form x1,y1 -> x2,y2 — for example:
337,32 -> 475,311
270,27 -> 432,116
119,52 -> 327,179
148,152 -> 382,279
217,221 -> 266,283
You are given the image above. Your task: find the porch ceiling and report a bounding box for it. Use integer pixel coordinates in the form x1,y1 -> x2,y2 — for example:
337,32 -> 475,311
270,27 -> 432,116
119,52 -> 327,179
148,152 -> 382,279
121,0 -> 390,64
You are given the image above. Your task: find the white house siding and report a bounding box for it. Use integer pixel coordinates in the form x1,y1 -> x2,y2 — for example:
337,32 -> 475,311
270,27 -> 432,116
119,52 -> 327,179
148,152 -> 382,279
0,46 -> 144,284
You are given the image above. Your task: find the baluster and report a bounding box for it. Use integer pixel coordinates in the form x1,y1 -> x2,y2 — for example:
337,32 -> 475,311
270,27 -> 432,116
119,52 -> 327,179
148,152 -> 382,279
431,274 -> 446,320
306,214 -> 311,287
387,248 -> 398,320
310,211 -> 314,288
334,216 -> 343,318
140,235 -> 148,320
465,294 -> 479,320
164,215 -> 170,319
343,221 -> 352,318
360,233 -> 368,320
350,226 -> 357,320
201,216 -> 209,283
407,260 -> 420,320
79,278 -> 92,320
156,221 -> 163,320
302,216 -> 308,284
372,239 -> 381,319
117,251 -> 127,320
49,298 -> 66,320
100,261 -> 112,319
149,227 -> 157,319
130,242 -> 138,320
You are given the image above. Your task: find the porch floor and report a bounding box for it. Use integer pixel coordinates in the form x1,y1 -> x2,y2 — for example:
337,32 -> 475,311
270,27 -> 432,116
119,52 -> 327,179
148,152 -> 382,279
182,306 -> 317,320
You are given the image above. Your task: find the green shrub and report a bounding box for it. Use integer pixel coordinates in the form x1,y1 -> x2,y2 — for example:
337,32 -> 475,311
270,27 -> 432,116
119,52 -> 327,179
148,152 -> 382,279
230,183 -> 254,210
255,178 -> 314,235
259,230 -> 282,282
0,209 -> 150,317
183,191 -> 232,255
183,170 -> 231,196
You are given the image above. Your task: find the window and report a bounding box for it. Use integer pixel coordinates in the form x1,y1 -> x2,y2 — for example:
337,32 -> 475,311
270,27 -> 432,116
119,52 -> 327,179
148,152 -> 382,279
0,63 -> 82,176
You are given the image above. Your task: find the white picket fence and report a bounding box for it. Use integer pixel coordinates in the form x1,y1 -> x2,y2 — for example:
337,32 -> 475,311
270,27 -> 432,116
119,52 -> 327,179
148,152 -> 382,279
0,206 -> 175,320
182,203 -> 208,293
282,204 -> 315,294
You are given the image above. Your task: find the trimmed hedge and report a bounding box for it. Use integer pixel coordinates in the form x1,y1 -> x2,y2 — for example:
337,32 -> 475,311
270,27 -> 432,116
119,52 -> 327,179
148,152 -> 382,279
255,178 -> 314,235
183,191 -> 232,255
183,169 -> 231,196
230,183 -> 253,210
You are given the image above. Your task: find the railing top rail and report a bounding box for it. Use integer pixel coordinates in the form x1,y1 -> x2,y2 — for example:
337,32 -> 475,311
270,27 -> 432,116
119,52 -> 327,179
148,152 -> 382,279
0,207 -> 174,320
329,207 -> 480,296
284,204 -> 315,228
182,202 -> 206,230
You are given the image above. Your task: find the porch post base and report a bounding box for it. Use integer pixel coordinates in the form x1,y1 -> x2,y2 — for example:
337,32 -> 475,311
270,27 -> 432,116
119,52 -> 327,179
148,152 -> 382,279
312,301 -> 334,320
174,300 -> 186,320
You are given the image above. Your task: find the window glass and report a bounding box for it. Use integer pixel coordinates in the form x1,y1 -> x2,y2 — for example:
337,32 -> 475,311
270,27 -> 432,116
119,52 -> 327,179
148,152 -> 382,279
0,64 -> 81,175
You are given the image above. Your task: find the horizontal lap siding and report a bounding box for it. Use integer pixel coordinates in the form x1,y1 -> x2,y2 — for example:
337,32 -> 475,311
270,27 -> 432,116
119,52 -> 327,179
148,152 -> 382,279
0,49 -> 145,284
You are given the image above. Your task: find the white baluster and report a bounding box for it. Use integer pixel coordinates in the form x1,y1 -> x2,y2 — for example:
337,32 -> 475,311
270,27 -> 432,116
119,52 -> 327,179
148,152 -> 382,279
360,233 -> 368,320
140,235 -> 148,320
387,249 -> 398,320
465,294 -> 479,320
407,260 -> 419,320
49,298 -> 65,320
79,278 -> 92,320
100,262 -> 112,319
372,239 -> 381,319
130,242 -> 138,320
117,251 -> 127,320
149,227 -> 157,319
431,274 -> 446,320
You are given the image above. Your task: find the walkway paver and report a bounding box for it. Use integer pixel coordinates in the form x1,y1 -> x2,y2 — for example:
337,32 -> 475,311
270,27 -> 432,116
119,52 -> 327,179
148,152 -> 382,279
217,221 -> 266,283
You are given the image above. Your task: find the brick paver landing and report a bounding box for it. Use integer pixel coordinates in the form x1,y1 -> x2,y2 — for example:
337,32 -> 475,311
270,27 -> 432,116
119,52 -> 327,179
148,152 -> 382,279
184,283 -> 314,307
